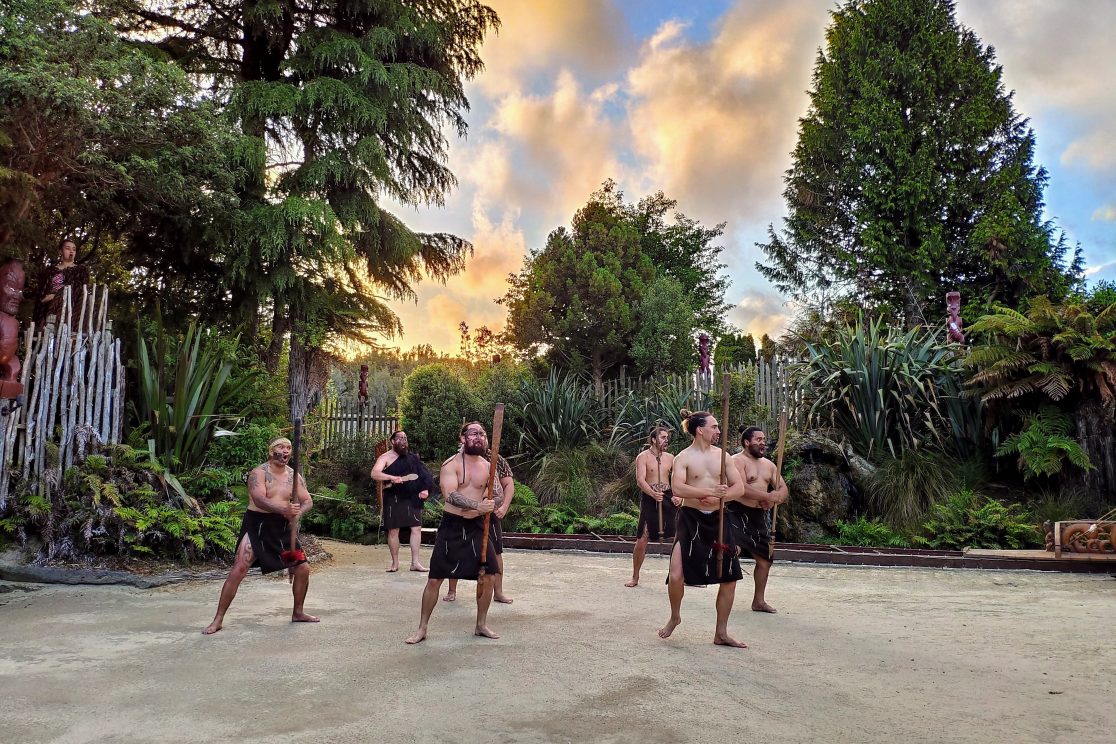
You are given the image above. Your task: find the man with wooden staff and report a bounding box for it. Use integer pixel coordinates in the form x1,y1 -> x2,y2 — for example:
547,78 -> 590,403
626,425 -> 677,588
202,436 -> 318,634
405,419 -> 504,644
371,429 -> 435,572
729,426 -> 788,613
658,408 -> 747,647
444,438 -> 515,603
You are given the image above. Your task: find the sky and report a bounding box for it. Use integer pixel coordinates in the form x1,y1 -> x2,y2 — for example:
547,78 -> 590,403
379,0 -> 1116,355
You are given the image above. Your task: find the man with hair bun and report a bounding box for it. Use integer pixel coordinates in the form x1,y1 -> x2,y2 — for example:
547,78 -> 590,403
658,409 -> 748,648
202,436 -> 317,635
730,426 -> 788,613
625,424 -> 677,588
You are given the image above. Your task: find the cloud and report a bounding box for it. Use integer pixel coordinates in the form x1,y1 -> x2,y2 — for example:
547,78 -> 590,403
954,1 -> 1116,177
1092,205 -> 1116,222
727,291 -> 791,339
473,0 -> 631,96
1083,260 -> 1116,278
624,2 -> 827,235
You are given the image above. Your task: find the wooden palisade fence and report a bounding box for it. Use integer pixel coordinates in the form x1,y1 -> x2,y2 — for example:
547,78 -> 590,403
314,398 -> 397,451
0,285 -> 125,506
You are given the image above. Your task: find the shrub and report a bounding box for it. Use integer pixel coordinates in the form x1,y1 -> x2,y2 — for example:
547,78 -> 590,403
916,490 -> 1042,550
398,364 -> 477,461
827,517 -> 911,548
867,449 -> 959,529
995,406 -> 1092,480
517,369 -> 595,460
301,484 -> 378,542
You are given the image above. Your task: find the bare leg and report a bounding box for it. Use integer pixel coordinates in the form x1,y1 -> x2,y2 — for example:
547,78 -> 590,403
626,530 -> 649,587
713,580 -> 747,648
202,535 -> 252,634
408,526 -> 427,572
386,528 -> 400,571
291,562 -> 319,623
405,577 -> 443,644
657,542 -> 684,638
751,556 -> 776,613
443,578 -> 458,602
474,574 -> 500,639
493,554 -> 512,603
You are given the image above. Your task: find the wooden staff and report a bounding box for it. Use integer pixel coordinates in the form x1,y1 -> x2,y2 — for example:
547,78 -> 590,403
718,372 -> 731,579
769,410 -> 788,560
281,418 -> 305,581
656,449 -> 664,539
478,404 -> 505,574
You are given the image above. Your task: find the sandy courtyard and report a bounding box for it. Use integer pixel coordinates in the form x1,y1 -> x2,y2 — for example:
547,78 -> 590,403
1,541 -> 1114,744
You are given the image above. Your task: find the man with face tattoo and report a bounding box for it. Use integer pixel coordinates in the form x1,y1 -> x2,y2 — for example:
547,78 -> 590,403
371,430 -> 436,572
202,437 -> 318,634
405,422 -> 502,644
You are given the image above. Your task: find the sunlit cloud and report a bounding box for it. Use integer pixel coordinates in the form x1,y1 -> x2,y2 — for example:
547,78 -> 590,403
727,291 -> 791,339
1091,205 -> 1116,222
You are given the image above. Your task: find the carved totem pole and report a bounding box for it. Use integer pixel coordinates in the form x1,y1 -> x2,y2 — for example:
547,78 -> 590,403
0,259 -> 27,408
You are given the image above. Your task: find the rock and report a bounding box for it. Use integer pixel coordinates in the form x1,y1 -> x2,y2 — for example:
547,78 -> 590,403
782,463 -> 856,542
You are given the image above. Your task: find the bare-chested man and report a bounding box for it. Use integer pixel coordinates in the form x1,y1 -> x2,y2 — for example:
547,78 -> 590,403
444,440 -> 514,603
371,430 -> 435,572
730,426 -> 788,613
626,425 -> 678,587
658,409 -> 747,648
405,422 -> 504,644
202,437 -> 318,634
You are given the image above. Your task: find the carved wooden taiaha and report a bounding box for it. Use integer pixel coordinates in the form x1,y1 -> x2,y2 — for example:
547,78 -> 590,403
768,410 -> 788,560
478,404 -> 505,574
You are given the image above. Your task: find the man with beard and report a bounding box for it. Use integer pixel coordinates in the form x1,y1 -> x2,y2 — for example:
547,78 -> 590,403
443,445 -> 514,603
202,437 -> 318,634
371,430 -> 436,572
658,409 -> 747,648
405,422 -> 503,644
626,425 -> 677,588
730,426 -> 788,613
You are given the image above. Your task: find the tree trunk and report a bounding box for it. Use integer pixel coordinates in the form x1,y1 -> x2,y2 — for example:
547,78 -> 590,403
288,316 -> 312,423
1073,399 -> 1116,510
265,306 -> 288,374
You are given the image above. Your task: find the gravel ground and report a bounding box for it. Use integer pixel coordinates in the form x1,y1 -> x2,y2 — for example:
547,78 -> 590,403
1,541 -> 1114,744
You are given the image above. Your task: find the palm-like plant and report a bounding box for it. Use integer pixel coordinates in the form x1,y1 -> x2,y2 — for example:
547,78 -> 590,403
965,297 -> 1116,493
516,369 -> 595,460
796,316 -> 970,461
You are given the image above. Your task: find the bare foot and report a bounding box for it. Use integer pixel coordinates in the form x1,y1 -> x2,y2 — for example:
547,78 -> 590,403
714,633 -> 748,648
494,594 -> 514,604
404,628 -> 427,644
442,591 -> 456,602
292,612 -> 320,623
624,578 -> 639,588
474,625 -> 500,639
410,565 -> 428,572
386,566 -> 399,573
201,620 -> 223,635
752,601 -> 777,613
657,616 -> 682,639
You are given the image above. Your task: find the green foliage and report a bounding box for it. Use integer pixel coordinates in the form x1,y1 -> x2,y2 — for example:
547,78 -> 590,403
826,517 -> 911,548
867,449 -> 960,528
714,332 -> 757,366
398,363 -> 477,462
206,423 -> 283,473
630,277 -> 697,376
995,407 -> 1092,480
917,490 -> 1042,550
9,445 -> 242,562
134,315 -> 252,477
604,384 -> 692,454
798,315 -> 977,461
758,0 -> 1081,320
506,481 -> 639,535
0,0 -> 241,294
516,370 -> 595,461
302,484 -> 378,542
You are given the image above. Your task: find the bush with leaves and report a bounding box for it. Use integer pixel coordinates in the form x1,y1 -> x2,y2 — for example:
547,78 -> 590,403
867,449 -> 962,529
995,406 -> 1092,480
8,445 -> 241,562
916,490 -> 1042,550
398,363 -> 477,462
517,369 -> 596,461
301,484 -> 379,542
821,517 -> 911,548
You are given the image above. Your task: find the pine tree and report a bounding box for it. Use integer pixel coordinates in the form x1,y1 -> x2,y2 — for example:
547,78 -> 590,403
121,0 -> 499,418
758,0 -> 1081,323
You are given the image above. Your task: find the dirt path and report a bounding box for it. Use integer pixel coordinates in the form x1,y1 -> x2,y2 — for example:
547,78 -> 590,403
1,541 -> 1114,743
